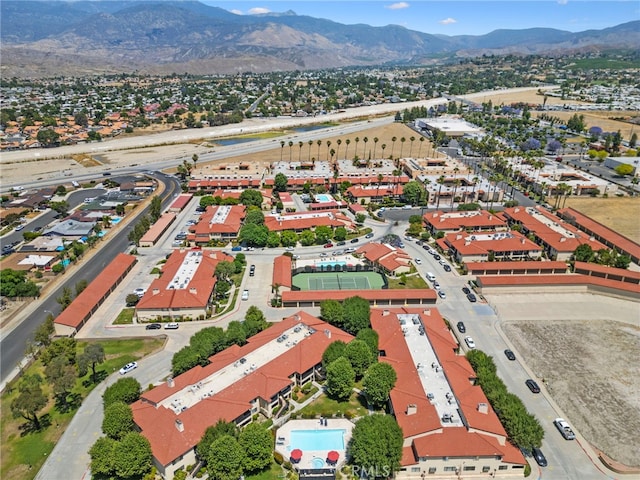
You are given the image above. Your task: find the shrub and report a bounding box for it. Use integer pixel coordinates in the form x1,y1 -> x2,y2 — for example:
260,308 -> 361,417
274,451 -> 284,465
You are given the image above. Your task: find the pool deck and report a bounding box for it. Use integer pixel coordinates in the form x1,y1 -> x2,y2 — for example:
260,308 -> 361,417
275,418 -> 354,471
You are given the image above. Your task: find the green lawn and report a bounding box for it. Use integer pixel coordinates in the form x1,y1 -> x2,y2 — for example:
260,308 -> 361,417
387,274 -> 429,289
113,308 -> 135,325
245,461 -> 286,480
1,337 -> 164,480
296,390 -> 368,419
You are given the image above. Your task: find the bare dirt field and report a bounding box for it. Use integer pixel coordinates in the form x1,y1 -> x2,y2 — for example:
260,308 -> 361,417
464,89 -> 585,106
563,197 -> 640,243
503,318 -> 640,467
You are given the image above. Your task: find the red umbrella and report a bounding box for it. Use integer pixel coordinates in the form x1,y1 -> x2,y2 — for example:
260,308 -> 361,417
327,450 -> 339,463
290,449 -> 303,462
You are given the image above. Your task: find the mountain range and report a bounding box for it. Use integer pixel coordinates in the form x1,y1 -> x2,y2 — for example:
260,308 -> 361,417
1,1 -> 638,77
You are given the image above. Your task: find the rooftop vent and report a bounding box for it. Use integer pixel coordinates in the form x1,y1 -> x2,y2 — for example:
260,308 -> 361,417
175,419 -> 184,432
477,402 -> 489,414
406,404 -> 417,416
167,377 -> 175,388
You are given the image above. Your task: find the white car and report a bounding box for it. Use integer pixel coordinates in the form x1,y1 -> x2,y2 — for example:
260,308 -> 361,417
414,258 -> 422,265
164,323 -> 179,330
464,336 -> 476,349
133,288 -> 146,297
119,362 -> 138,375
241,289 -> 249,301
438,290 -> 446,299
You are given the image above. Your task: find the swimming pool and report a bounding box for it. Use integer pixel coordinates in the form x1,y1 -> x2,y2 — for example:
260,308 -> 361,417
314,194 -> 333,203
317,261 -> 347,268
110,216 -> 122,224
290,429 -> 345,451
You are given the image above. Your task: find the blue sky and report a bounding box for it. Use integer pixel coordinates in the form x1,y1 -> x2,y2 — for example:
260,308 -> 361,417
203,1 -> 639,35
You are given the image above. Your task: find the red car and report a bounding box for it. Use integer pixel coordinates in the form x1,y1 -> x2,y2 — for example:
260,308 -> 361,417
324,243 -> 334,248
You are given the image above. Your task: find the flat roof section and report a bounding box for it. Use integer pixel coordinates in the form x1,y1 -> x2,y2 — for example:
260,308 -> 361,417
399,313 -> 462,427
210,205 -> 231,224
166,250 -> 203,290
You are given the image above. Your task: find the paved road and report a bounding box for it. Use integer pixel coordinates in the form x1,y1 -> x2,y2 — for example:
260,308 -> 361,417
0,175 -> 181,386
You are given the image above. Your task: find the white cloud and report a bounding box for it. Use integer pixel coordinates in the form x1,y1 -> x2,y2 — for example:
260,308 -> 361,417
386,2 -> 409,10
230,9 -> 243,15
248,7 -> 270,15
438,17 -> 457,25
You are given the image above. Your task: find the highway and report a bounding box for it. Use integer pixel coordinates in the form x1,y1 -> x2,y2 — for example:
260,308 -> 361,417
0,173 -> 181,386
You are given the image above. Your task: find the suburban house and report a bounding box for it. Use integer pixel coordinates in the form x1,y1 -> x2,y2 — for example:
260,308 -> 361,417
263,211 -> 354,234
442,230 -> 543,263
423,210 -> 507,236
189,205 -> 246,244
345,184 -> 404,205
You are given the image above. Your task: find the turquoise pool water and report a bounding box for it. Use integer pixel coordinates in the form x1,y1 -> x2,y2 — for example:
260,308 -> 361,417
312,458 -> 326,468
290,429 -> 345,451
61,259 -> 71,267
110,216 -> 122,224
317,261 -> 347,268
314,194 -> 333,203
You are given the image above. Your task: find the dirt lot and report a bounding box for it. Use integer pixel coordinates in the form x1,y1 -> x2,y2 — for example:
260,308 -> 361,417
531,110 -> 637,141
465,88 -> 585,107
563,197 -> 640,243
502,318 -> 640,467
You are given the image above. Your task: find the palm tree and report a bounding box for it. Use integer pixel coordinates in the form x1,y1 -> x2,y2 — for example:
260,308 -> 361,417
409,136 -> 415,157
399,137 -> 406,158
317,140 -> 322,160
326,140 -> 332,161
280,140 -> 285,162
436,175 -> 445,210
363,137 -> 368,159
308,140 -> 313,161
471,176 -> 479,202
418,136 -> 425,157
561,184 -> 572,209
451,179 -> 461,211
192,154 -> 199,170
288,141 -> 293,162
381,144 -> 386,159
329,148 -> 336,169
354,137 -> 360,158
345,139 -> 351,159
376,173 -> 384,201
336,139 -> 342,159
390,136 -> 397,158
373,137 -> 379,159
298,141 -> 303,161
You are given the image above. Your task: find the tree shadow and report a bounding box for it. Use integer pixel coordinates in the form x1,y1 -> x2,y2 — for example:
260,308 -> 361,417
18,413 -> 52,436
55,392 -> 82,413
81,370 -> 108,388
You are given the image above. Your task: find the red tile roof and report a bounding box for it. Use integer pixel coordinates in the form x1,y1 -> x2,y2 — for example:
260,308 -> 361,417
55,254 -> 137,329
477,273 -> 640,294
139,213 -> 176,244
133,312 -> 353,466
282,289 -> 437,303
444,230 -> 542,256
465,260 -> 568,274
423,210 -> 507,231
557,207 -> 640,261
169,194 -> 193,211
272,255 -> 293,288
191,205 -> 245,236
264,211 -> 353,232
573,261 -> 640,282
136,250 -> 233,310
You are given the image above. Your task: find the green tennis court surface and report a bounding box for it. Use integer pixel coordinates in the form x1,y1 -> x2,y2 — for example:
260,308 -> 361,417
292,271 -> 385,291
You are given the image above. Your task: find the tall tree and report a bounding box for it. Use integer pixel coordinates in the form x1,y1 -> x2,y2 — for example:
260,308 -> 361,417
322,340 -> 347,368
113,432 -> 153,479
10,374 -> 48,430
239,422 -> 272,473
102,401 -> 135,440
325,357 -> 355,401
197,420 -> 239,461
349,414 -> 403,475
345,339 -> 374,379
89,436 -> 117,477
103,377 -> 141,408
342,296 -> 371,335
207,435 -> 245,480
363,362 -> 397,408
78,343 -> 106,383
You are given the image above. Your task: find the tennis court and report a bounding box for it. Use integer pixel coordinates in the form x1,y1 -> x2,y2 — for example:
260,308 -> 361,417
292,271 -> 385,291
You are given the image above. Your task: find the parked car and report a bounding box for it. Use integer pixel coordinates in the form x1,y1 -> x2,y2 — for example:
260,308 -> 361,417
350,238 -> 359,243
365,233 -> 374,239
437,290 -> 446,299
414,258 -> 422,265
324,243 -> 334,248
164,323 -> 179,330
145,323 -> 161,330
134,288 -> 146,297
433,254 -> 441,260
14,225 -> 24,231
336,241 -> 346,246
456,322 -> 466,333
119,362 -> 138,375
467,293 -> 477,303
553,418 -> 576,440
231,246 -> 242,251
249,264 -> 255,276
464,336 -> 476,349
462,287 -> 471,295
525,379 -> 541,393
532,447 -> 548,467
241,289 -> 249,301
443,264 -> 452,272
504,349 -> 516,361
285,246 -> 295,251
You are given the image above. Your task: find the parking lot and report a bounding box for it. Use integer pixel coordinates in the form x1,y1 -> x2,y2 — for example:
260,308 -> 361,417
497,293 -> 640,468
